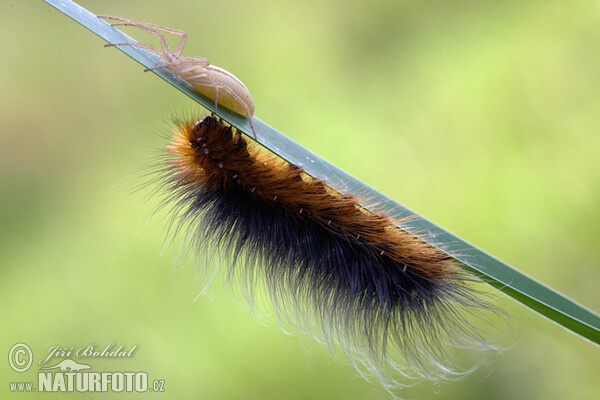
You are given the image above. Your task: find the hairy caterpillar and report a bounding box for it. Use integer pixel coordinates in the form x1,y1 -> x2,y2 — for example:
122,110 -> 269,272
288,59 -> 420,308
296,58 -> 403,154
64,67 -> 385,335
157,114 -> 500,394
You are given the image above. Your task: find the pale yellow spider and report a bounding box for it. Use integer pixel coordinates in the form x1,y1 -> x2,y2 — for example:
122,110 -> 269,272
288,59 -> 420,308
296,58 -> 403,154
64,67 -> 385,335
98,15 -> 257,138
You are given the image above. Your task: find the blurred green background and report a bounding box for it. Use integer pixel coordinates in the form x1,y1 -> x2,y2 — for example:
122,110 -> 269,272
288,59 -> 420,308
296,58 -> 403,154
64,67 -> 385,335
2,0 -> 599,399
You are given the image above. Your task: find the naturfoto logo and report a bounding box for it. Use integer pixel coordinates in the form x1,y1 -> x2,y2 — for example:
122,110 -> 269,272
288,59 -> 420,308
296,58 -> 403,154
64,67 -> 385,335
8,342 -> 166,394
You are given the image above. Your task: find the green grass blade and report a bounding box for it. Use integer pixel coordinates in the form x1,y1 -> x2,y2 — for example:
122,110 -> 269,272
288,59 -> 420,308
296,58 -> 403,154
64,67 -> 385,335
44,0 -> 600,345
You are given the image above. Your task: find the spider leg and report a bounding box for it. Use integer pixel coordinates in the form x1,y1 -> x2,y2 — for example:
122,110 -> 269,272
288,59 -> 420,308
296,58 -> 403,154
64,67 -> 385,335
133,22 -> 188,57
98,16 -> 188,58
104,41 -> 166,58
185,56 -> 210,65
185,71 -> 210,81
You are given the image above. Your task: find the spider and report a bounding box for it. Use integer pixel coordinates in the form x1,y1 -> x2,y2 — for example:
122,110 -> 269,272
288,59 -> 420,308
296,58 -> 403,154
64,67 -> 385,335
98,15 -> 257,138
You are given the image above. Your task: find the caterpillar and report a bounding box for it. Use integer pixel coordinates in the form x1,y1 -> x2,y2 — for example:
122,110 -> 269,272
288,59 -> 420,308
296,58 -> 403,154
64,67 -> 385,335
157,114 -> 500,393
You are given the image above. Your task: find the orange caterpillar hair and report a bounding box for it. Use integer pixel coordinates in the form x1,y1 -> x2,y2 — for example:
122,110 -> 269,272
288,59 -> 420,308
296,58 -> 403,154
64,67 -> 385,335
158,115 -> 499,394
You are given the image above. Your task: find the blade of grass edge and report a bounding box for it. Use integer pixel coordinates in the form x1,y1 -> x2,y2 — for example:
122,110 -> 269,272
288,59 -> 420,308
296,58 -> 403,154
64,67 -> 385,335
44,0 -> 600,345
